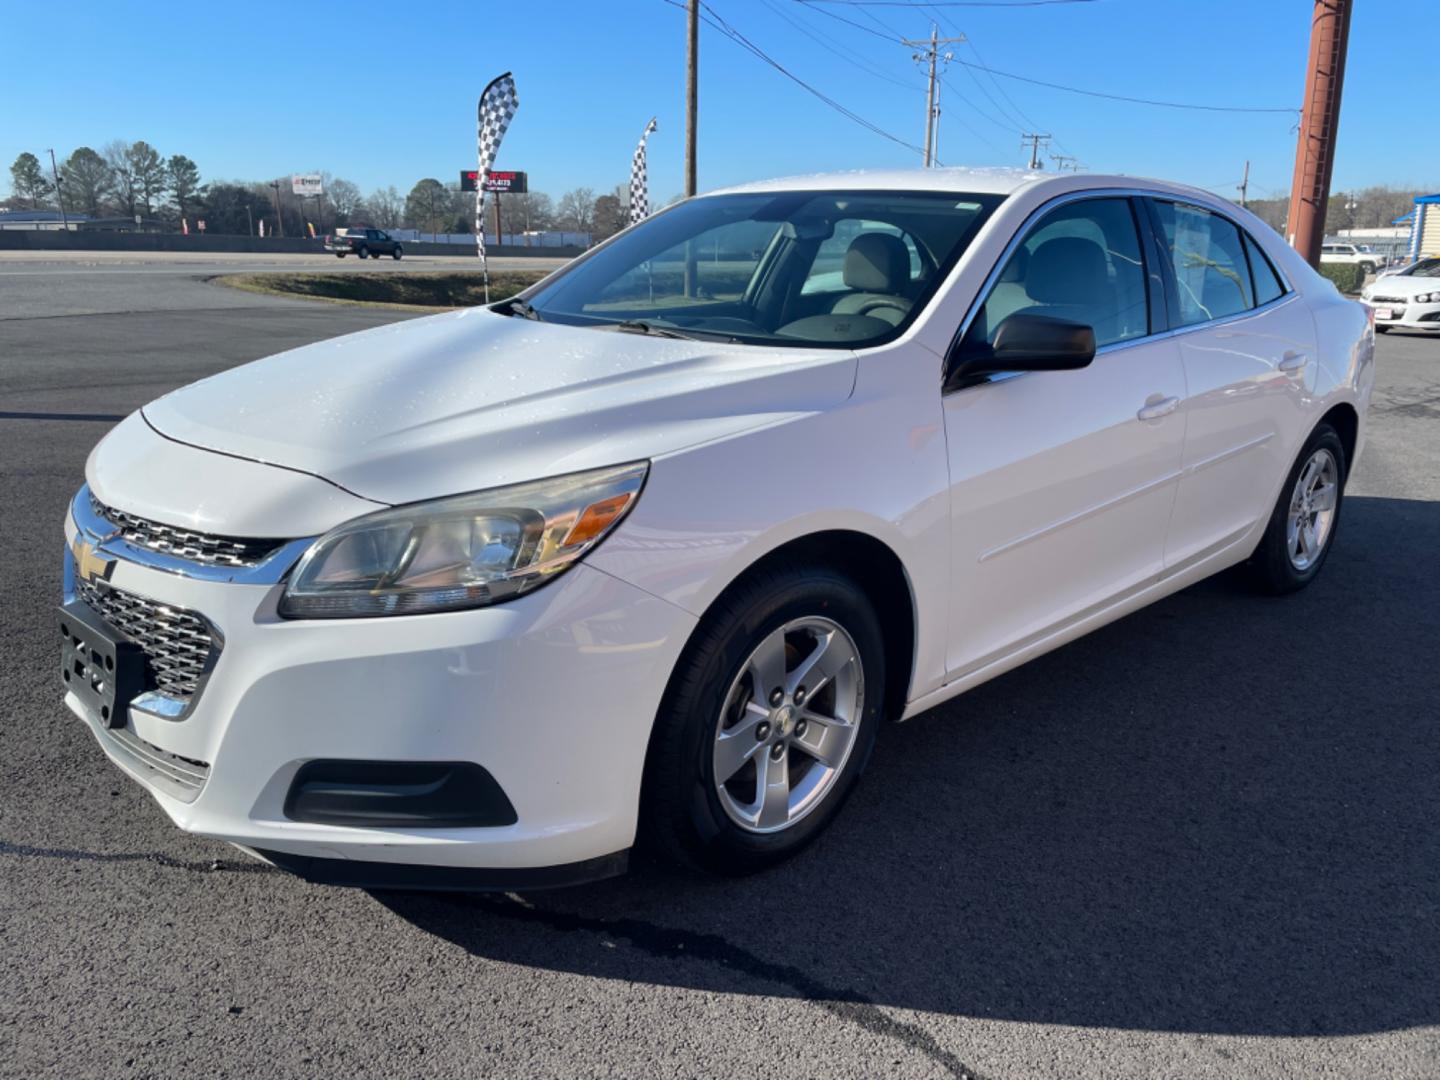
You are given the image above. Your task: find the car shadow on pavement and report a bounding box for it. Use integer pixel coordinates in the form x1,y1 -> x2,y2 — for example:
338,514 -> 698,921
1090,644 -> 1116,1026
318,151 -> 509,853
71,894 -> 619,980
376,494 -> 1439,1037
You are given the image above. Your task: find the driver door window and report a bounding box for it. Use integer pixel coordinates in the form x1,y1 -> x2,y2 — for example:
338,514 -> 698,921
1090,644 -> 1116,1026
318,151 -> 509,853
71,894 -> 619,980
967,197 -> 1148,350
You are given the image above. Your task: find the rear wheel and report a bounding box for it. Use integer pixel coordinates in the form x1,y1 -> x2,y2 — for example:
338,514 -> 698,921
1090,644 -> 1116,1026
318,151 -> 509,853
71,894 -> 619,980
334,252 -> 346,259
641,563 -> 885,875
1376,325 -> 1390,334
1246,423 -> 1346,593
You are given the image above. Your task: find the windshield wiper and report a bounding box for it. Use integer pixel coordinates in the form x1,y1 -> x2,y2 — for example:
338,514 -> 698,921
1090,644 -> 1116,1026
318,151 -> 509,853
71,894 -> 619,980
506,297 -> 543,321
611,319 -> 697,340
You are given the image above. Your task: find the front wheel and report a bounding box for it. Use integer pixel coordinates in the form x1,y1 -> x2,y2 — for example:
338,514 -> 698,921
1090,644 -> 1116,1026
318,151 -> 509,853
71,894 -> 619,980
334,252 -> 346,259
1246,423 -> 1346,593
1376,325 -> 1390,334
641,563 -> 885,875
357,246 -> 370,259
392,245 -> 403,260
1360,262 -> 1376,275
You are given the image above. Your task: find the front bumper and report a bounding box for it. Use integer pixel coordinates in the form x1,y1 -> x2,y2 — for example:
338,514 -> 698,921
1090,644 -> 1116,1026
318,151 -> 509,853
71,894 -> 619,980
62,494 -> 696,883
1365,296 -> 1440,331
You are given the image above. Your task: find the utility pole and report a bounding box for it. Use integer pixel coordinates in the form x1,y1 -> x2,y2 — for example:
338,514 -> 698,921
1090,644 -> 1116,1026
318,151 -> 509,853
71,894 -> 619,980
684,0 -> 699,296
1050,153 -> 1077,172
903,25 -> 964,167
685,0 -> 698,198
46,148 -> 69,231
1238,160 -> 1250,209
1285,0 -> 1352,267
269,180 -> 284,238
1022,133 -> 1051,170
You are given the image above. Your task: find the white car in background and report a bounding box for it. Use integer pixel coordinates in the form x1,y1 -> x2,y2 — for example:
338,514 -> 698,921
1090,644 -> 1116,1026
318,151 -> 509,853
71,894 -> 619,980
61,168 -> 1374,890
1321,242 -> 1381,276
1362,256 -> 1440,333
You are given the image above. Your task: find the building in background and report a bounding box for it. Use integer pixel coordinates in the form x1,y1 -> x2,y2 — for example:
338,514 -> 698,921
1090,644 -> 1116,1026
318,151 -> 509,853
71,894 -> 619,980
1405,195 -> 1440,260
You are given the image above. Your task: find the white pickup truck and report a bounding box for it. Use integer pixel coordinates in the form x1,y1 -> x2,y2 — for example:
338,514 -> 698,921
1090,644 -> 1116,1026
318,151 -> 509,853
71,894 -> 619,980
1321,242 -> 1382,275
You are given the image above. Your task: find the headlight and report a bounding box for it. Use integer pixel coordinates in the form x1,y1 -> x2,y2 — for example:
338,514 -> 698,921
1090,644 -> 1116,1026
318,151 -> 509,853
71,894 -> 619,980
279,462 -> 647,618
1417,292 -> 1437,304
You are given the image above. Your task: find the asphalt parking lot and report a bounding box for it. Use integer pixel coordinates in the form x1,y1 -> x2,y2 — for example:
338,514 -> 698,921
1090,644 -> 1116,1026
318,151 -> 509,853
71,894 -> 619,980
1,258 -> 1437,1079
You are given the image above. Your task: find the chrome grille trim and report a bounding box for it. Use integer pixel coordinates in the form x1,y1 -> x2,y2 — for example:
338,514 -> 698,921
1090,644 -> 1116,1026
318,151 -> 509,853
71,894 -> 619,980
90,494 -> 285,568
74,577 -> 219,700
103,725 -> 210,803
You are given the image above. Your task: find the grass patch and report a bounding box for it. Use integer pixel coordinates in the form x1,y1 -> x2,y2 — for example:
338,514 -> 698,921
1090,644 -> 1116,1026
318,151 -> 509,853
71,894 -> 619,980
216,270 -> 549,310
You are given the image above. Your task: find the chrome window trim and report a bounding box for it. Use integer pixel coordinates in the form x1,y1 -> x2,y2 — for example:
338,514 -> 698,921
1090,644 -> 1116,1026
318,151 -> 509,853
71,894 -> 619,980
941,186 -> 1297,395
72,485 -> 313,586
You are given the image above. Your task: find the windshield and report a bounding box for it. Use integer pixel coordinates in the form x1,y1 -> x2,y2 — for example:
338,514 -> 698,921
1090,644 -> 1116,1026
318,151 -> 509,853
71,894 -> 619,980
521,190 -> 1003,347
1403,258 -> 1440,278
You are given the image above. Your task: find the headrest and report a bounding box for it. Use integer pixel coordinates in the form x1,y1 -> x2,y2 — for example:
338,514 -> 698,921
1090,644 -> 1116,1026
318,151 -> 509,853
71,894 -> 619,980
1026,237 -> 1109,307
843,232 -> 910,293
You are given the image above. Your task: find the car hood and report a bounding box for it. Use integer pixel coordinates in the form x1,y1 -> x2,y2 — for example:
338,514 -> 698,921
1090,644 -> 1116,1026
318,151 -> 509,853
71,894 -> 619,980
142,308 -> 856,505
1366,275 -> 1438,296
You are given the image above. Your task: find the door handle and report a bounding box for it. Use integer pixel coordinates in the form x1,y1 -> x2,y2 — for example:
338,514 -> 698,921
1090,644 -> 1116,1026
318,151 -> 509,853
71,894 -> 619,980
1137,395 -> 1180,421
1279,351 -> 1308,373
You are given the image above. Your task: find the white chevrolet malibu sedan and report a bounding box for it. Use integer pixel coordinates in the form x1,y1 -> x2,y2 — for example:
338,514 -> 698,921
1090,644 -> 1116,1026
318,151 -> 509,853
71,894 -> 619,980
1363,255 -> 1440,333
62,169 -> 1374,888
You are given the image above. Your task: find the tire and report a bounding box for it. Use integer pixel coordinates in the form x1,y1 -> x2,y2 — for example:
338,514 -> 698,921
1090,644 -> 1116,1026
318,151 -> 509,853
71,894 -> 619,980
335,252 -> 345,259
392,246 -> 403,260
1246,423 -> 1347,594
357,246 -> 370,259
640,561 -> 885,875
1376,325 -> 1390,334
1360,262 -> 1376,276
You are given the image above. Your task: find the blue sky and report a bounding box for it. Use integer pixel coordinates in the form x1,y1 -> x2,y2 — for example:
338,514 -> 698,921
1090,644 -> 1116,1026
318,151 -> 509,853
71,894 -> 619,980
2,0 -> 1429,204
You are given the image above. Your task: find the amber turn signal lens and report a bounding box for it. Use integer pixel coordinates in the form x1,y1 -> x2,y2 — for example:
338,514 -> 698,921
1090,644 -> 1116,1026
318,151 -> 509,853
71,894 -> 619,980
564,493 -> 635,547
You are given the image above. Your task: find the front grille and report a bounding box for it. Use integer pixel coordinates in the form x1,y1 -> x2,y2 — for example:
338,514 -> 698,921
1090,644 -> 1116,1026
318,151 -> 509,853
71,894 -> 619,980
1370,296 -> 1408,306
75,577 -> 217,699
90,495 -> 284,568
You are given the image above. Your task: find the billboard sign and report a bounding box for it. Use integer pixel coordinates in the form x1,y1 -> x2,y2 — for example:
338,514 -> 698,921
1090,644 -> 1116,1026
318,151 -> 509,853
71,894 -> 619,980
291,173 -> 324,197
461,170 -> 527,194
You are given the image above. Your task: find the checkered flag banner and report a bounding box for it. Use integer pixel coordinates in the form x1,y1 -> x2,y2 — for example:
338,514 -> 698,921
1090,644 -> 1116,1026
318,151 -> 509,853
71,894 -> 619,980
628,118 -> 658,227
476,71 -> 519,297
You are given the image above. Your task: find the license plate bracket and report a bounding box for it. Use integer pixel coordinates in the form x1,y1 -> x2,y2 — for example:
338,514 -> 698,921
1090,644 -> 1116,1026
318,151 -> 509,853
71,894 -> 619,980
59,600 -> 146,728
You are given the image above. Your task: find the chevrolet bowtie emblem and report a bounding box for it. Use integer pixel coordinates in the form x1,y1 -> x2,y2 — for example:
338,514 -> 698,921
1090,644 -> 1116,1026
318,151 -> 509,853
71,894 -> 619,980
71,537 -> 117,585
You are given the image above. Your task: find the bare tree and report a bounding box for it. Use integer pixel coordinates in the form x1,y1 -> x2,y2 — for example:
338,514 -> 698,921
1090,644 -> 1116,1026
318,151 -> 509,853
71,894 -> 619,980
366,185 -> 403,228
326,177 -> 363,221
556,186 -> 596,232
103,141 -> 140,217
505,191 -> 555,233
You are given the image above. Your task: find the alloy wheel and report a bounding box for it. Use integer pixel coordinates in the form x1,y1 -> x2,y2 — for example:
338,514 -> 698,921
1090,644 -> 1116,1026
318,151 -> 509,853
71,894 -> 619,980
1286,447 -> 1339,571
712,617 -> 864,834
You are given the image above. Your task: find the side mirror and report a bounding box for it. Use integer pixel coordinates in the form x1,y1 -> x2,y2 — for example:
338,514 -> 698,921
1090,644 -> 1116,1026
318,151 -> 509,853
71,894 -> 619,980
951,313 -> 1097,385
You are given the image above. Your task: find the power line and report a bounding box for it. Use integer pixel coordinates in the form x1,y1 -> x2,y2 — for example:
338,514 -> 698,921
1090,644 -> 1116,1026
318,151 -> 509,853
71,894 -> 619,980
791,0 -> 900,41
798,0 -> 1103,7
762,0 -> 922,90
953,56 -> 1299,114
667,0 -> 928,158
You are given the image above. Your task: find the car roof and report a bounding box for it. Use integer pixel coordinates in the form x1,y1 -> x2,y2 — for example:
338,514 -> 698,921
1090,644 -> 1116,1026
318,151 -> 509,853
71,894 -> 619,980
704,167 -> 1226,204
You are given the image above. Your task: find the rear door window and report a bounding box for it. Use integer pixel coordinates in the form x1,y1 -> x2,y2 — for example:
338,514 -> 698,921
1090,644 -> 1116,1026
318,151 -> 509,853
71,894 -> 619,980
1152,202 -> 1254,326
1244,233 -> 1285,306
